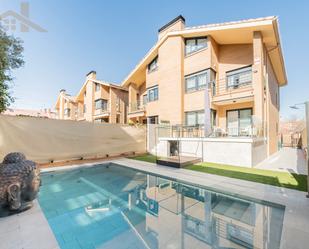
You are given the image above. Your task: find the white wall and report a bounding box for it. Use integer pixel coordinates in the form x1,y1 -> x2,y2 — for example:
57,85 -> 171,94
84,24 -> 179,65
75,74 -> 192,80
202,139 -> 252,167
252,139 -> 268,166
153,137 -> 267,167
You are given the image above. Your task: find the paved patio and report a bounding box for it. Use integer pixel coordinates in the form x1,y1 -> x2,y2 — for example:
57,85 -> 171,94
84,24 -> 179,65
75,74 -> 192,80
256,147 -> 308,175
2,158 -> 309,249
0,200 -> 59,249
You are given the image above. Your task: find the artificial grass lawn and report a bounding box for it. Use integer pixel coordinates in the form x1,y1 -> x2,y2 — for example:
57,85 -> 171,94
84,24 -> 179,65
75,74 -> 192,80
129,154 -> 307,192
129,154 -> 157,164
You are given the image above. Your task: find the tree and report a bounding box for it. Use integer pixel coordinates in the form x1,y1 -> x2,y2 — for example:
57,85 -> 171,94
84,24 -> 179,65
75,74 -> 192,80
0,26 -> 24,112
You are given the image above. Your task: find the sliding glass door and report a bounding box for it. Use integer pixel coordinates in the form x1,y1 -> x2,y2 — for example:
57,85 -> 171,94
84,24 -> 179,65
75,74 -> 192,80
227,108 -> 252,136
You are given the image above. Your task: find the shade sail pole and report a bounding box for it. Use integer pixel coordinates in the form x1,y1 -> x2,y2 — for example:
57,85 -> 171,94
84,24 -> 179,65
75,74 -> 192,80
204,83 -> 211,137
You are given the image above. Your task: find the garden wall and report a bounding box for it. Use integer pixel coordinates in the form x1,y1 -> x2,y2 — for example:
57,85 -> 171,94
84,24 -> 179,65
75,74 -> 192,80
0,115 -> 146,163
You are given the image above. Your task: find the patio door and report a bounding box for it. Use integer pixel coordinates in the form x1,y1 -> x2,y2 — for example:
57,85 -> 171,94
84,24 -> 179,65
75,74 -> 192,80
227,110 -> 239,136
227,108 -> 252,136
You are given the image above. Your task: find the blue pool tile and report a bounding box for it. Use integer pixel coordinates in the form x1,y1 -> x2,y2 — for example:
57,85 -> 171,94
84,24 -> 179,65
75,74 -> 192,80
60,239 -> 82,249
39,164 -> 285,249
77,241 -> 95,249
61,231 -> 75,243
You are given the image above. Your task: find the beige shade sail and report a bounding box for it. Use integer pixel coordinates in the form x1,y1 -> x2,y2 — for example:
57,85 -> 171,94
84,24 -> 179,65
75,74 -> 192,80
0,115 -> 146,163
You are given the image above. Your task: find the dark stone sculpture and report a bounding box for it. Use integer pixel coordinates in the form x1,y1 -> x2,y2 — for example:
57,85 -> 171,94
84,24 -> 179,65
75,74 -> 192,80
0,152 -> 40,217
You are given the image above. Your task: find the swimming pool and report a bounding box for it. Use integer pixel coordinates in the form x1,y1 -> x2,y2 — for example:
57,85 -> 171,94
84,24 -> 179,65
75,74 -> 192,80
39,163 -> 285,249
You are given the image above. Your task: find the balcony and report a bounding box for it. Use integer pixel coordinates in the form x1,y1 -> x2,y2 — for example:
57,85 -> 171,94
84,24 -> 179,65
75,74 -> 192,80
94,107 -> 110,117
129,101 -> 146,113
77,112 -> 85,121
128,101 -> 146,119
157,120 -> 263,139
211,68 -> 253,104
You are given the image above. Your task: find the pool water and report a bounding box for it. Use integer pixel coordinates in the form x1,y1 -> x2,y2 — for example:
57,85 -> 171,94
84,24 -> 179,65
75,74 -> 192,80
39,163 -> 285,249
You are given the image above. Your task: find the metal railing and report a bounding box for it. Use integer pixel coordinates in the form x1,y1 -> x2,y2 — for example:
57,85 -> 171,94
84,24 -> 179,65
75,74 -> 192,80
95,107 -> 110,115
211,71 -> 252,96
157,123 -> 264,139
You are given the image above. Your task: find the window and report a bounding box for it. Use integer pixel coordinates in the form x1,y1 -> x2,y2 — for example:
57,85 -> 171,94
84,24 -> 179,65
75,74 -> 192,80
185,37 -> 207,55
148,56 -> 158,73
94,118 -> 108,123
147,116 -> 159,124
211,109 -> 217,128
185,70 -> 208,92
95,83 -> 100,92
83,104 -> 86,113
116,97 -> 120,111
84,90 -> 87,97
95,99 -> 108,110
143,94 -> 148,105
227,108 -> 252,136
226,66 -> 252,89
185,110 -> 204,126
64,108 -> 71,117
147,86 -> 158,102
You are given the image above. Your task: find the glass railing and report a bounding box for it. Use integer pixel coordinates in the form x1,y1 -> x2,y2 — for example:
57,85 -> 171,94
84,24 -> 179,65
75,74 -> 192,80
96,107 -> 109,114
129,101 -> 145,112
157,120 -> 264,139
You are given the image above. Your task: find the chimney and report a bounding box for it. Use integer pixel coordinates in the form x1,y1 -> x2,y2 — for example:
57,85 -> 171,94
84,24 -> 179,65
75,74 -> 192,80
86,70 -> 97,80
60,89 -> 66,95
158,15 -> 185,40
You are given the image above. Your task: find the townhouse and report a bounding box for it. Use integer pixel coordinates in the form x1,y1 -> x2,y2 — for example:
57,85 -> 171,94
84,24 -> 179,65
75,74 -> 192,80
55,89 -> 77,120
54,15 -> 287,166
55,71 -> 128,123
121,16 -> 287,166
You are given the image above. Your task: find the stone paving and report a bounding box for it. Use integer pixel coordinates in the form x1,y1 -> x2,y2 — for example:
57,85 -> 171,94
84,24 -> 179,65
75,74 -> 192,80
256,147 -> 308,175
0,200 -> 59,249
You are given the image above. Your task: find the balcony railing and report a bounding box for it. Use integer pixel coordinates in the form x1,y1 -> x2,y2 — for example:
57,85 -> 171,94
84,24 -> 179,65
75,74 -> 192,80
211,70 -> 252,96
157,122 -> 264,139
129,101 -> 145,113
95,107 -> 109,115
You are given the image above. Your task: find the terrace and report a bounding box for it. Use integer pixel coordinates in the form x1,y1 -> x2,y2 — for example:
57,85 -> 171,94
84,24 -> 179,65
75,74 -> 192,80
150,117 -> 265,168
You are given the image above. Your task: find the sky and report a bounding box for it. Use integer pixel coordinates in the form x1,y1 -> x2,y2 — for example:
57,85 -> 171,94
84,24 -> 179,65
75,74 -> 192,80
0,0 -> 308,119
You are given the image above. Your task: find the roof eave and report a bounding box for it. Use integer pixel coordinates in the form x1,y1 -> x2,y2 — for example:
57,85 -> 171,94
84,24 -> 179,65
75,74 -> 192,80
121,17 -> 280,88
272,18 -> 288,86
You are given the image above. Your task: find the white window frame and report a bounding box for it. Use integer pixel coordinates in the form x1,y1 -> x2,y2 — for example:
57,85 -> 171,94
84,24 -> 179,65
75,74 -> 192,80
64,108 -> 71,116
147,86 -> 158,102
185,70 -> 208,93
148,56 -> 158,73
185,110 -> 204,126
185,37 -> 208,55
226,66 -> 252,89
95,99 -> 108,110
95,83 -> 100,92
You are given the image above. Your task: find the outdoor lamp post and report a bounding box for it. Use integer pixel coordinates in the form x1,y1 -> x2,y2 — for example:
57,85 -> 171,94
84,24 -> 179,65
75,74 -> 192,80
289,101 -> 309,198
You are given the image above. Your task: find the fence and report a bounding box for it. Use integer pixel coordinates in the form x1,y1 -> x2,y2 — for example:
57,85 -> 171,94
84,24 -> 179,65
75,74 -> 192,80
0,115 -> 146,163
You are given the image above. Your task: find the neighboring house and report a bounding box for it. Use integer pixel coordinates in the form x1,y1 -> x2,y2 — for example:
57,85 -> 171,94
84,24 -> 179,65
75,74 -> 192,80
3,108 -> 56,119
55,90 -> 77,120
121,16 -> 287,166
279,120 -> 306,148
55,71 -> 128,123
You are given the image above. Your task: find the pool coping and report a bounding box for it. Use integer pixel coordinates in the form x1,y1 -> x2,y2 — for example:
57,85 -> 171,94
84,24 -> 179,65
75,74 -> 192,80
0,199 -> 59,249
3,157 -> 308,249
